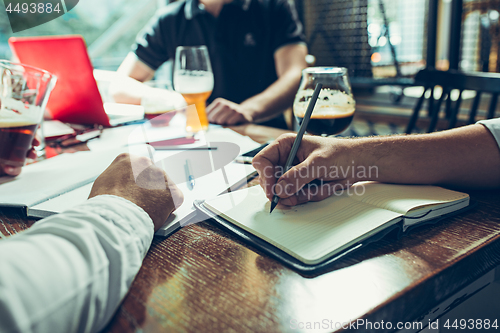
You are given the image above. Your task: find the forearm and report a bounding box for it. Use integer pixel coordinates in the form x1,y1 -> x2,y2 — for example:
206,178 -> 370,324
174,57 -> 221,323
109,75 -> 152,105
110,77 -> 186,113
241,43 -> 307,122
240,66 -> 303,122
0,196 -> 153,333
354,124 -> 500,188
111,53 -> 156,105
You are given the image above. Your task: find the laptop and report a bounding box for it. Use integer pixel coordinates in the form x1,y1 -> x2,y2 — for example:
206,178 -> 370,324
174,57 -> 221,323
9,35 -> 144,127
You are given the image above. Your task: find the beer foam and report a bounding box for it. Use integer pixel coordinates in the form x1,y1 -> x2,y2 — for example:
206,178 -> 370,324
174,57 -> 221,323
173,71 -> 214,94
294,89 -> 355,118
0,97 -> 42,127
0,119 -> 38,128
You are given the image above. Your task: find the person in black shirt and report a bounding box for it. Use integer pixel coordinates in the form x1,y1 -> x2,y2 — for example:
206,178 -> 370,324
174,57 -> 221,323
111,0 -> 308,128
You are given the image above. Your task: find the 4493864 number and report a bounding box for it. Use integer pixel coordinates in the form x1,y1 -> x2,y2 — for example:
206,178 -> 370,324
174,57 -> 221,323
5,2 -> 61,14
444,319 -> 498,330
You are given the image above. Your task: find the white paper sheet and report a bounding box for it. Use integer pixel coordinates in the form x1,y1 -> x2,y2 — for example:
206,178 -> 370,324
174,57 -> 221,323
157,162 -> 256,235
0,149 -> 125,206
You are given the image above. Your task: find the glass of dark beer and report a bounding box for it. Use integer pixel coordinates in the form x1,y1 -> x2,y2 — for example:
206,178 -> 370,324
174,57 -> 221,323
0,60 -> 56,168
294,67 -> 355,136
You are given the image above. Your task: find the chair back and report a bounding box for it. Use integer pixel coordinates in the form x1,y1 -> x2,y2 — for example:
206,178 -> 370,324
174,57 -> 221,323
406,68 -> 500,133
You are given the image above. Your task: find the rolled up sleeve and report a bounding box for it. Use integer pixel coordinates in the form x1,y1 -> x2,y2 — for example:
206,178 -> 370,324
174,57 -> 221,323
477,118 -> 500,149
0,195 -> 154,333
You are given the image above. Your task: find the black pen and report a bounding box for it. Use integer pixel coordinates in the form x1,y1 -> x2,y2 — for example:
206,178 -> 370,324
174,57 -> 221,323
154,146 -> 217,151
270,83 -> 322,213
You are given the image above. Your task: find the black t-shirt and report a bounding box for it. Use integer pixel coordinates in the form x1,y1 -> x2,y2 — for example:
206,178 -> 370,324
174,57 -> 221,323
133,0 -> 305,108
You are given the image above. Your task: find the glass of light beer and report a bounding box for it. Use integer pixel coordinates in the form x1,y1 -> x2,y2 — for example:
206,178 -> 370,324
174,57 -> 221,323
293,67 -> 355,136
0,60 -> 56,168
173,46 -> 214,133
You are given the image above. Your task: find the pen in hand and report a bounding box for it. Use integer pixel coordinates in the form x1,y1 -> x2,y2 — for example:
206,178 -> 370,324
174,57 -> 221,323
270,83 -> 323,213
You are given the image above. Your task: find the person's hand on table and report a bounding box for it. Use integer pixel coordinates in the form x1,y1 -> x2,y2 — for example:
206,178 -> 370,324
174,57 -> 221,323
206,98 -> 255,125
89,153 -> 184,231
0,137 -> 40,177
252,134 -> 363,207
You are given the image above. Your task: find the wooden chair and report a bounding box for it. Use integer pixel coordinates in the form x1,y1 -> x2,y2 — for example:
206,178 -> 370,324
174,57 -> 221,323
406,68 -> 500,134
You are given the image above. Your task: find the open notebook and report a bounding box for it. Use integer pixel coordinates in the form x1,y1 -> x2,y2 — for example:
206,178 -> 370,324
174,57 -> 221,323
198,183 -> 470,267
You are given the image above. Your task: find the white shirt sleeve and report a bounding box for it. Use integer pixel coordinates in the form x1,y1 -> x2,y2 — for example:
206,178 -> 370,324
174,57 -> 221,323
0,195 -> 154,333
477,118 -> 500,149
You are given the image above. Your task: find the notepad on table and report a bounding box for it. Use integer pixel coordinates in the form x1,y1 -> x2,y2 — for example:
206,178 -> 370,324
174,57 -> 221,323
199,183 -> 470,266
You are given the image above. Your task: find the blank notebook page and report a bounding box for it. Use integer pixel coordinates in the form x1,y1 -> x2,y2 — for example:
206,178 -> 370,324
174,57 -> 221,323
350,182 -> 469,215
204,186 -> 401,264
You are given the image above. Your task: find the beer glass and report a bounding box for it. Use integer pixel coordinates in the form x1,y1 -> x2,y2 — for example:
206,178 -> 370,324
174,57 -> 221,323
293,67 -> 355,136
173,46 -> 214,133
0,60 -> 56,167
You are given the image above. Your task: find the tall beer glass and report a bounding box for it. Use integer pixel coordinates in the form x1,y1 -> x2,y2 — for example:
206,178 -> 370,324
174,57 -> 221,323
174,46 -> 214,133
0,60 -> 56,167
294,67 -> 355,136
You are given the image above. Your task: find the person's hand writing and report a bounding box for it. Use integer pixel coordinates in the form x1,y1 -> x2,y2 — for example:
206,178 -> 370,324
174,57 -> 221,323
89,153 -> 184,231
0,136 -> 40,177
206,98 -> 254,125
252,134 -> 364,207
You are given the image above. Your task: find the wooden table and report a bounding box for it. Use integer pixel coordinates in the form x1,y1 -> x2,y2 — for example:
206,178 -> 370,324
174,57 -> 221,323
1,124 -> 500,332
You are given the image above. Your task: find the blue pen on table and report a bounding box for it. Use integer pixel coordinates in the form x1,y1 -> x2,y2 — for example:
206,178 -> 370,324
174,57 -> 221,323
185,159 -> 195,190
270,82 -> 323,213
